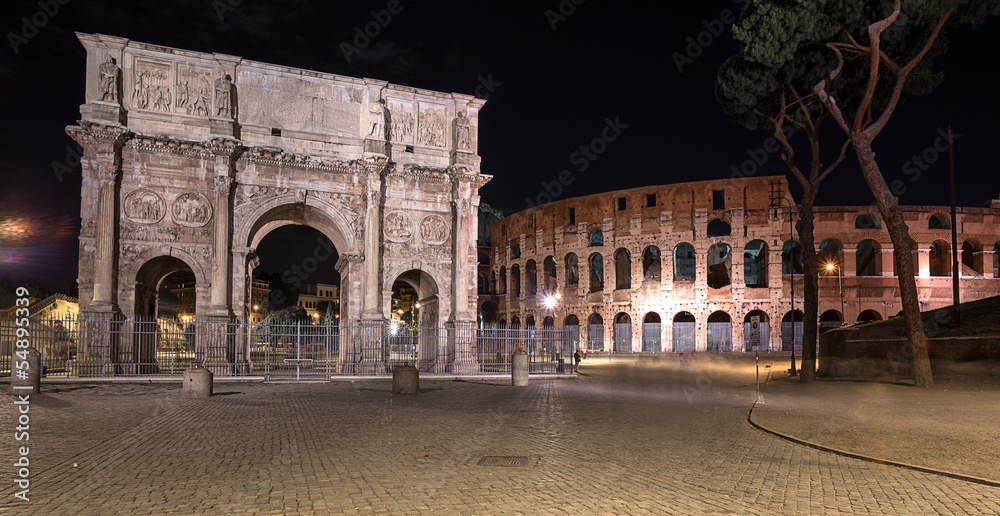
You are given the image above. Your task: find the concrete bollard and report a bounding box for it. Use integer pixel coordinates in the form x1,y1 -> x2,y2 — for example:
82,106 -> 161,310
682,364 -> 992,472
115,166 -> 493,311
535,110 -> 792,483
11,347 -> 41,395
512,349 -> 529,386
182,366 -> 213,398
392,365 -> 419,394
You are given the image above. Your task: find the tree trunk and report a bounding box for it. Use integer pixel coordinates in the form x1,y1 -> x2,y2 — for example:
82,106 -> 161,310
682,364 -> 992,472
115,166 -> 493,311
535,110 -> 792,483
853,137 -> 933,387
797,190 -> 819,382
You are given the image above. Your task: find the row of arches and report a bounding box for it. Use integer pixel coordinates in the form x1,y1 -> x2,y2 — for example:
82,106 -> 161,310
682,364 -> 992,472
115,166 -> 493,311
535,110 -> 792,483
490,238 -> 1000,296
492,308 -> 892,353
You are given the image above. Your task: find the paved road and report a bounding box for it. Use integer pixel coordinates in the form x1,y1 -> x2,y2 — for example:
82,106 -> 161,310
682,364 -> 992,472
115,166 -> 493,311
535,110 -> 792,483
2,356 -> 999,514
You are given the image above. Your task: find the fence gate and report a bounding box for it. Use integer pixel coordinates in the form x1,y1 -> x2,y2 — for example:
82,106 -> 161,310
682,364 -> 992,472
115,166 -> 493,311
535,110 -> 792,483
706,322 -> 732,351
257,321 -> 335,381
780,322 -> 803,352
642,323 -> 661,352
672,321 -> 696,352
613,323 -> 632,353
744,321 -> 771,352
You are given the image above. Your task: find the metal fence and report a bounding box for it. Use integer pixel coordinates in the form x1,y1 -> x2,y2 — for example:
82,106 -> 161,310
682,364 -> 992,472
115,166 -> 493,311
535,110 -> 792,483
613,323 -> 632,353
672,321 -> 696,352
781,322 -> 804,352
0,316 -> 579,379
641,323 -> 661,352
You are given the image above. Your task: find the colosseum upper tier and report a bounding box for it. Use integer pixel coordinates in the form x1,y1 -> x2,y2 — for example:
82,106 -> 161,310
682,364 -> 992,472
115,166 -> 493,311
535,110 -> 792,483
482,176 -> 1000,353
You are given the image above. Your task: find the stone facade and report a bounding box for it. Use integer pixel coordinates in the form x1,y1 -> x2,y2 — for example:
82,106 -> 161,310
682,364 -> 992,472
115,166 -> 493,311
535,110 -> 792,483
69,34 -> 489,373
486,176 -> 1000,352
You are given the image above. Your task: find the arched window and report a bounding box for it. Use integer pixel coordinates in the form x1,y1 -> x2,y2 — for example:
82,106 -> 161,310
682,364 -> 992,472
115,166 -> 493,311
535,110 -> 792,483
818,239 -> 842,270
489,270 -> 497,295
543,255 -> 557,292
587,313 -> 604,351
707,243 -> 732,289
820,310 -> 843,329
614,248 -> 631,290
743,310 -> 770,352
994,243 -> 1000,278
857,309 -> 882,323
856,239 -> 881,277
674,243 -> 696,281
855,214 -> 881,229
499,266 -> 507,295
929,213 -> 950,229
613,312 -> 632,352
510,241 -> 520,259
929,240 -> 950,277
642,312 -> 661,352
589,228 -> 604,247
589,253 -> 604,293
781,310 -> 803,351
565,253 -> 579,286
525,260 -> 537,296
961,240 -> 983,276
706,311 -> 732,351
563,314 -> 580,350
510,264 -> 521,296
642,246 -> 661,281
672,312 -> 696,352
744,240 -> 768,288
781,240 -> 803,274
707,218 -> 731,237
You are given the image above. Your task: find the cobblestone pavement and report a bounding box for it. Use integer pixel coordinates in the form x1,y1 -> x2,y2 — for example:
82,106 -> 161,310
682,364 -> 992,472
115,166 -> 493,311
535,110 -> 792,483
2,356 -> 1000,514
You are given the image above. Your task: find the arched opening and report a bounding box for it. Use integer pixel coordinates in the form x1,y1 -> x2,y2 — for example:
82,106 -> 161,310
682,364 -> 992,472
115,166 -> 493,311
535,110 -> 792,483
819,310 -> 843,333
614,248 -> 631,290
540,315 -> 556,360
642,246 -> 661,281
929,240 -> 951,277
589,228 -> 604,247
782,240 -> 803,274
489,270 -> 497,295
781,310 -> 803,352
510,316 -> 521,329
390,269 -> 440,371
479,300 -> 498,327
707,243 -> 732,289
994,243 -> 1000,278
928,213 -> 950,229
510,264 -> 521,297
589,253 -> 604,293
613,312 -> 632,353
706,311 -> 732,351
857,309 -> 882,323
856,239 -> 882,277
133,256 -> 200,374
707,218 -> 731,237
499,266 -> 507,295
961,240 -> 983,276
564,314 -> 580,352
525,259 -> 537,297
543,255 -> 557,293
477,272 -> 489,295
587,313 -> 605,351
565,253 -> 579,286
743,310 -> 770,352
674,243 -> 696,281
743,240 -> 768,288
641,312 -> 662,352
818,239 -> 843,271
672,311 -> 696,352
510,241 -> 520,259
855,214 -> 881,229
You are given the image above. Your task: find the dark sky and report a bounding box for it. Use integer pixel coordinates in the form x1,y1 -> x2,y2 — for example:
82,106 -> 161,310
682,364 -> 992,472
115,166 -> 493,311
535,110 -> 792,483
1,1 -> 998,293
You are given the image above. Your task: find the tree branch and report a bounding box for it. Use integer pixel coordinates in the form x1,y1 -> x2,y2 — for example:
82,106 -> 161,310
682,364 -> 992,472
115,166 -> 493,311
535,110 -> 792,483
813,43 -> 851,135
854,0 -> 902,138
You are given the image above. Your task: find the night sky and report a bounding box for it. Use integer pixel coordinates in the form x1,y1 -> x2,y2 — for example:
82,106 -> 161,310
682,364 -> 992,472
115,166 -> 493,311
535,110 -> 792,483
1,1 -> 998,294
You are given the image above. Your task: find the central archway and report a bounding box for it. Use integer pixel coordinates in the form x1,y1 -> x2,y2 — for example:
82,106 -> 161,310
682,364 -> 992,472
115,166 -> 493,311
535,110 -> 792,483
390,269 -> 440,371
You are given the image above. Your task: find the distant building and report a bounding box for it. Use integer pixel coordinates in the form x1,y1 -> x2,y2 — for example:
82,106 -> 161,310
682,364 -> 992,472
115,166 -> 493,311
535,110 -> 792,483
298,283 -> 339,321
250,278 -> 271,323
161,272 -> 196,321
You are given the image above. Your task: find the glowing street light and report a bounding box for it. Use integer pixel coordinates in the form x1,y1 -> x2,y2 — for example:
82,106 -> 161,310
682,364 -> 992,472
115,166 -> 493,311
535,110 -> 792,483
542,295 -> 557,309
826,261 -> 845,324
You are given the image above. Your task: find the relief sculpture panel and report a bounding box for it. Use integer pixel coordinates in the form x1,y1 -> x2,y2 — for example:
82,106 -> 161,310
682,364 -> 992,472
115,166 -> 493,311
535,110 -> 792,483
123,189 -> 166,224
176,65 -> 212,117
171,192 -> 213,227
384,211 -> 414,243
417,105 -> 447,148
132,58 -> 173,113
419,214 -> 449,245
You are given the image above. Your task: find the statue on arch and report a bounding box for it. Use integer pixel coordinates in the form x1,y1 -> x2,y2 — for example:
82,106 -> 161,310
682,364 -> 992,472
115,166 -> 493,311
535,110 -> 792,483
214,73 -> 232,118
99,55 -> 118,103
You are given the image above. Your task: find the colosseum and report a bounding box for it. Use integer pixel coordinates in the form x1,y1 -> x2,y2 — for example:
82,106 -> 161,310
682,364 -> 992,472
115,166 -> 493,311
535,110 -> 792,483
480,176 -> 1000,353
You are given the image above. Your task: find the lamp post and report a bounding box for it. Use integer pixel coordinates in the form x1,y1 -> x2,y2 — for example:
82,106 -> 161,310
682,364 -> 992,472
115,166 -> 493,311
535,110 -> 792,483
772,199 -> 797,375
826,262 -> 845,324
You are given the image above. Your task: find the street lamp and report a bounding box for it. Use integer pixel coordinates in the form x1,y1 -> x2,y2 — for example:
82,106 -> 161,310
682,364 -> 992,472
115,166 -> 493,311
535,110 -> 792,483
772,198 -> 797,375
826,262 -> 845,324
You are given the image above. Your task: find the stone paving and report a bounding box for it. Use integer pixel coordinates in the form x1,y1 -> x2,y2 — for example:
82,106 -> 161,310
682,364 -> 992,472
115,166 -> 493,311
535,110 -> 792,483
2,356 -> 1000,514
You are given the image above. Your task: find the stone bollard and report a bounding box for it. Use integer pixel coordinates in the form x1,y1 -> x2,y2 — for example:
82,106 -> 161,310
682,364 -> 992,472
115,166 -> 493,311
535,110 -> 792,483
392,365 -> 419,394
182,366 -> 213,398
512,349 -> 529,387
11,347 -> 41,395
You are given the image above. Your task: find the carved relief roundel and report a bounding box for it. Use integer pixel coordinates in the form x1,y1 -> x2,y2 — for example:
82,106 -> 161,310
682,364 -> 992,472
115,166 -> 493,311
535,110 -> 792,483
123,189 -> 166,224
171,192 -> 213,227
383,211 -> 414,242
419,214 -> 449,245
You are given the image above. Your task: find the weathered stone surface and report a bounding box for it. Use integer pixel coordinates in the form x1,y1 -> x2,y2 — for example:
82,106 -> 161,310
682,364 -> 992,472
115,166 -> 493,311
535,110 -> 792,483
182,367 -> 213,398
70,34 -> 490,373
391,365 -> 419,394
511,349 -> 528,386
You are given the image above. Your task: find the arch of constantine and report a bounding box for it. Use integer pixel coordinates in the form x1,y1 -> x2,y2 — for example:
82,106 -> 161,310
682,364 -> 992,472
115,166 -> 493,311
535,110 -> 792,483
70,34 -> 489,374
485,176 -> 1000,353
